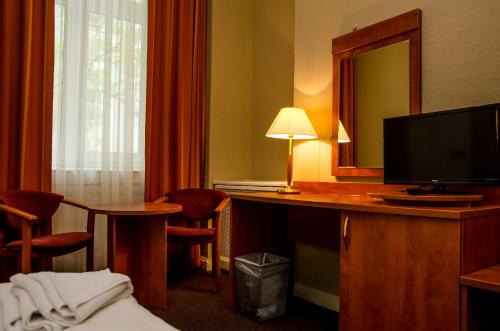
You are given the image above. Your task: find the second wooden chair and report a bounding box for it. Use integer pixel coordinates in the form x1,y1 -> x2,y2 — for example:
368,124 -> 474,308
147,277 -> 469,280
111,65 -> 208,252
155,188 -> 229,292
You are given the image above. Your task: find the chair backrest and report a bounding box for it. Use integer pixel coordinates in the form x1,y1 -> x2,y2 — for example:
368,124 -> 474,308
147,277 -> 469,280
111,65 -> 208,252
0,190 -> 64,231
166,189 -> 228,221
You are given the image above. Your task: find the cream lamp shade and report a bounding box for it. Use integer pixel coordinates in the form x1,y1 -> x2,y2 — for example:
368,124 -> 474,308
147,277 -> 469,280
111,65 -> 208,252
338,120 -> 351,143
266,107 -> 317,194
266,107 -> 318,139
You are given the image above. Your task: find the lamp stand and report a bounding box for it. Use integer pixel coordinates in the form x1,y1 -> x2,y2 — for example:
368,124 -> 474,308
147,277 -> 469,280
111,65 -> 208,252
277,137 -> 300,194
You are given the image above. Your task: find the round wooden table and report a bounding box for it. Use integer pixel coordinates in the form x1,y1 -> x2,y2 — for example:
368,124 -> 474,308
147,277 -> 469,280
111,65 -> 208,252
88,202 -> 182,309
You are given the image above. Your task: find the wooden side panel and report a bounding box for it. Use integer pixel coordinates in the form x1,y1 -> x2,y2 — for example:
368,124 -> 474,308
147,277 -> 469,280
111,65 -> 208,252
340,211 -> 460,331
130,215 -> 168,308
287,206 -> 340,249
229,199 -> 290,311
109,215 -> 168,309
461,215 -> 500,275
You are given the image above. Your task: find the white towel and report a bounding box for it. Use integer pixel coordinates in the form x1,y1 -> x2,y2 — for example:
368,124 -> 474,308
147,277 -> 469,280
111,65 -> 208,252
0,283 -> 22,331
5,269 -> 133,331
10,287 -> 61,331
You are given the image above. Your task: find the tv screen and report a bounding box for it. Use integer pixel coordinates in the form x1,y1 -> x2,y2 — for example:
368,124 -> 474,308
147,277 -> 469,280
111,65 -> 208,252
384,104 -> 500,186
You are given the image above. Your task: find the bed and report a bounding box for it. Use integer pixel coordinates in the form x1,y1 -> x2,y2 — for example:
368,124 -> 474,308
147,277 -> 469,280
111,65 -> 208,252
0,270 -> 178,331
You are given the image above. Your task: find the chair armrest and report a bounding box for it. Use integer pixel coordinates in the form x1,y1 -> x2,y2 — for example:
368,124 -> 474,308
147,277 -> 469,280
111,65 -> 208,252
153,196 -> 169,203
215,198 -> 230,214
0,204 -> 35,273
212,198 -> 230,231
62,199 -> 92,234
62,199 -> 88,210
0,204 -> 38,222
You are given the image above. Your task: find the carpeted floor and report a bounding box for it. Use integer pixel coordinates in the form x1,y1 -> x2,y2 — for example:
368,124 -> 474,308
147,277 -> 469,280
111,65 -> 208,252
149,272 -> 338,331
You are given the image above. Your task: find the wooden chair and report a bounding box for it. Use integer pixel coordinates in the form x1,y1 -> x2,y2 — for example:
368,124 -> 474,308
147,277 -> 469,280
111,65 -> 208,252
155,189 -> 229,292
0,190 -> 94,275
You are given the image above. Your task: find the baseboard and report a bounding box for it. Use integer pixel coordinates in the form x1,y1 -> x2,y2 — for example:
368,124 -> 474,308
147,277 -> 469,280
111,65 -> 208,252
200,256 -> 212,272
202,256 -> 230,272
293,282 -> 339,312
220,256 -> 230,271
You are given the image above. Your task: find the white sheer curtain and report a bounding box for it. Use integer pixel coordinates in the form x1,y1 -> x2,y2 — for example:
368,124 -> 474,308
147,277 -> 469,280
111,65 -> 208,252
52,0 -> 148,271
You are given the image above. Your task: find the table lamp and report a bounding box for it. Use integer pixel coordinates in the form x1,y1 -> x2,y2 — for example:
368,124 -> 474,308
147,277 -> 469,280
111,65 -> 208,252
266,107 -> 318,194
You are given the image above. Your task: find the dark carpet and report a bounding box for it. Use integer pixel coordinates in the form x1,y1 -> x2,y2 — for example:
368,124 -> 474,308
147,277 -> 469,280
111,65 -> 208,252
149,272 -> 338,331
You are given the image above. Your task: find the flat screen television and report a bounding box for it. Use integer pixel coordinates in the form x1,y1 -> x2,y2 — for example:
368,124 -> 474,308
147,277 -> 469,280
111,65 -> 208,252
384,103 -> 500,189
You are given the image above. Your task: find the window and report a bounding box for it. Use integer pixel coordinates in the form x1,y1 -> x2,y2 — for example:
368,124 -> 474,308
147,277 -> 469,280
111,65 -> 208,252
52,0 -> 148,271
52,0 -> 147,171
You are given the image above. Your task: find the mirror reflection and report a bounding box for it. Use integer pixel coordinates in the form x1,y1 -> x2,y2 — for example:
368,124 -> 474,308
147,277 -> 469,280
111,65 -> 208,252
338,40 -> 410,168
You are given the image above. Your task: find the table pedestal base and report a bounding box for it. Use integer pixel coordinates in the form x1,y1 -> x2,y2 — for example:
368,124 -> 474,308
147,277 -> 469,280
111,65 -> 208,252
108,215 -> 168,309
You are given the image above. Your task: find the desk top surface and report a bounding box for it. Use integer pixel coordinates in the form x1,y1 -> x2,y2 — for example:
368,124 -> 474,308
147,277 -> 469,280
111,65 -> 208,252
88,202 -> 182,216
229,191 -> 500,220
461,264 -> 500,293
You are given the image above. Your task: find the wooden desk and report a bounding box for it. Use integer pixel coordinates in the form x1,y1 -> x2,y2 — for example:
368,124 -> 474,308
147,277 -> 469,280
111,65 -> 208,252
460,265 -> 500,331
229,192 -> 500,331
88,202 -> 182,309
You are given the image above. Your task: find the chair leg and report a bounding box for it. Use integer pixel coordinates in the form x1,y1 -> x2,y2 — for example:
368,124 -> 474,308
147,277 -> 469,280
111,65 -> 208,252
213,241 -> 221,293
86,240 -> 94,271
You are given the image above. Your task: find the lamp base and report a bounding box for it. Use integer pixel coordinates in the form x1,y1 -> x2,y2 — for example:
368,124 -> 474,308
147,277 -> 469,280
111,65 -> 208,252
277,186 -> 300,194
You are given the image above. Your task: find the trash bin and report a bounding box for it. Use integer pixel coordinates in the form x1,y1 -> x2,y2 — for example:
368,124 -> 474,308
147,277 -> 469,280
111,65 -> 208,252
234,252 -> 291,321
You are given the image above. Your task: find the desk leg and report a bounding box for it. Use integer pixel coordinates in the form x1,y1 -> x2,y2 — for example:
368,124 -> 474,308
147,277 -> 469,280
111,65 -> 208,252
107,215 -> 168,309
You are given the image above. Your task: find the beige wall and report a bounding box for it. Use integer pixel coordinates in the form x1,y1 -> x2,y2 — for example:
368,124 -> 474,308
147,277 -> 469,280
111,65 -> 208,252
207,0 -> 294,186
251,0 -> 294,180
207,0 -> 254,186
293,0 -> 500,298
208,0 -> 500,302
355,41 -> 409,168
294,0 -> 500,183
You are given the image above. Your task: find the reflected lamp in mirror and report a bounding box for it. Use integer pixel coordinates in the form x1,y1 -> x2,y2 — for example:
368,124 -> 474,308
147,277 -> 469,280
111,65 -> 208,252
266,107 -> 317,194
331,9 -> 422,177
338,121 -> 350,143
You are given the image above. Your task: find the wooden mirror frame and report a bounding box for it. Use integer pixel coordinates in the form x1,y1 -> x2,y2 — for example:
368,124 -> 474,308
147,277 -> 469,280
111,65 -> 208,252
331,9 -> 422,177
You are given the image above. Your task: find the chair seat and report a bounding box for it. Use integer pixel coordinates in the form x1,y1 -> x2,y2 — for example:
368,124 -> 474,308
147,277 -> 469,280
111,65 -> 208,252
167,226 -> 215,237
6,232 -> 93,252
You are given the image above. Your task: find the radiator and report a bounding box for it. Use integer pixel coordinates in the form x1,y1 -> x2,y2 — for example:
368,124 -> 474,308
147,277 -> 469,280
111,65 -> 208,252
213,180 -> 286,270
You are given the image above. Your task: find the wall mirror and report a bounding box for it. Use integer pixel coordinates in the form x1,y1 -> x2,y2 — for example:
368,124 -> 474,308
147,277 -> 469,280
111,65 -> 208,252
331,9 -> 422,177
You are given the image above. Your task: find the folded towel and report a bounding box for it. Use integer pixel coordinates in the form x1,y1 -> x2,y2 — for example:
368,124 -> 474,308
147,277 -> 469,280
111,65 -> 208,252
10,287 -> 61,331
3,269 -> 133,331
0,283 -> 21,331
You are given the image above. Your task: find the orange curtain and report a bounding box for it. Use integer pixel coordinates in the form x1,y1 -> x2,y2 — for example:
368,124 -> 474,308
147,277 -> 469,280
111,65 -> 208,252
0,0 -> 54,280
145,0 -> 207,270
0,0 -> 54,192
145,0 -> 207,202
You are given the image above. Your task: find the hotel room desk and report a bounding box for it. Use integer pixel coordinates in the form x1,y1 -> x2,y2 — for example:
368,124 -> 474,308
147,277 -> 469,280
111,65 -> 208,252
88,202 -> 182,309
228,192 -> 500,331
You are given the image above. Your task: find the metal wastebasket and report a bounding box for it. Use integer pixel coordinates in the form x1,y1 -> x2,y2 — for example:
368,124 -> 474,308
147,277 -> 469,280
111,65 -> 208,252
234,252 -> 291,321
